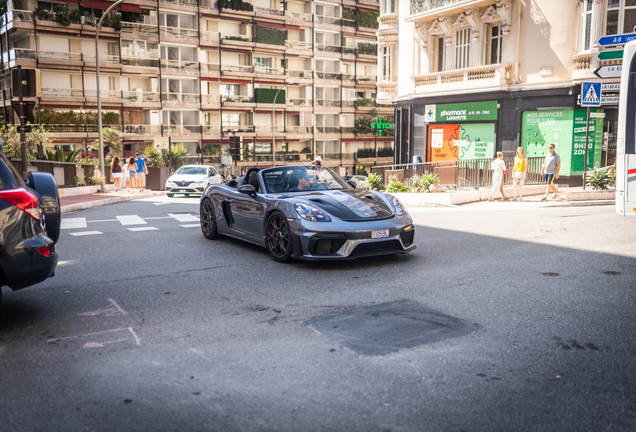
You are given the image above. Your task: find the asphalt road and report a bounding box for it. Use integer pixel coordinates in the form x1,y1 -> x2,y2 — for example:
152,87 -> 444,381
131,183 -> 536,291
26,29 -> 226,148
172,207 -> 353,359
1,196 -> 635,432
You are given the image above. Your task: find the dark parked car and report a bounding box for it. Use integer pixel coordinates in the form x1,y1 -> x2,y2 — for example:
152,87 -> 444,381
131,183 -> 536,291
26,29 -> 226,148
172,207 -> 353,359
0,150 -> 60,304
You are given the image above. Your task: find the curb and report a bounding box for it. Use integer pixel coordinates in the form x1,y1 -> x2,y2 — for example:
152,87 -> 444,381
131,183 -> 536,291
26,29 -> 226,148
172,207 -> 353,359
61,191 -> 167,214
545,200 -> 615,207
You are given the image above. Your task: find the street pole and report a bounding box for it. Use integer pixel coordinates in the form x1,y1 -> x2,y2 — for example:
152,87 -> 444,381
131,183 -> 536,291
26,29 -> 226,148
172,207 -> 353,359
272,82 -> 293,167
96,0 -> 125,192
583,106 -> 590,191
168,136 -> 172,174
16,65 -> 27,178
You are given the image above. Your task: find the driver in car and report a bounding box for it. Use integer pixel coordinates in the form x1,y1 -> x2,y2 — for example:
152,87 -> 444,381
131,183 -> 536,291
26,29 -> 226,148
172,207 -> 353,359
289,174 -> 312,191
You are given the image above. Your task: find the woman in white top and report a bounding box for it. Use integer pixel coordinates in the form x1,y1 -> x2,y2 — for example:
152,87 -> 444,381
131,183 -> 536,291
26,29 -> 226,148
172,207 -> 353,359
488,151 -> 508,201
122,160 -> 131,192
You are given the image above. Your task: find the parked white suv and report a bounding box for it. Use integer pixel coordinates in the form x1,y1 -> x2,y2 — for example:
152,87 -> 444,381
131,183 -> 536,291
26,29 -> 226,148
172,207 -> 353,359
165,165 -> 222,197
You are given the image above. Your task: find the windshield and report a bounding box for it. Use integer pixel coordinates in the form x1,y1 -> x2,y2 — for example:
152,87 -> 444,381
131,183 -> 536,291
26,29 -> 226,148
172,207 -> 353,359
174,166 -> 208,175
261,166 -> 351,193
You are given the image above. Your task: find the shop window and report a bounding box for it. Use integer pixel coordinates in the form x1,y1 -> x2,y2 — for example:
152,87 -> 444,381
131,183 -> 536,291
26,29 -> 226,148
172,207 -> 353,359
454,27 -> 471,70
431,35 -> 445,73
486,24 -> 503,65
581,0 -> 594,51
605,0 -> 636,35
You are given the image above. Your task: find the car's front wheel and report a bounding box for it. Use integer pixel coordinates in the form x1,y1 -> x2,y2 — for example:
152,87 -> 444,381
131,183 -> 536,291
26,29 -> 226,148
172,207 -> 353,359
266,212 -> 293,263
200,198 -> 220,239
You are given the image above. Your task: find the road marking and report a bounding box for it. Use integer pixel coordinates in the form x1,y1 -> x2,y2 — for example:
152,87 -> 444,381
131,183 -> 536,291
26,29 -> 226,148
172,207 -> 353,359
127,227 -> 159,232
69,231 -> 103,236
143,217 -> 172,220
180,224 -> 200,228
154,202 -> 170,206
116,215 -> 147,226
168,213 -> 200,223
88,219 -> 118,223
61,217 -> 87,229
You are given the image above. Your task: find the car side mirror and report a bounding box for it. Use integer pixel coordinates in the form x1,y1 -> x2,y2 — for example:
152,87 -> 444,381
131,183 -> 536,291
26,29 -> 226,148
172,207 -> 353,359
238,184 -> 256,197
346,180 -> 356,189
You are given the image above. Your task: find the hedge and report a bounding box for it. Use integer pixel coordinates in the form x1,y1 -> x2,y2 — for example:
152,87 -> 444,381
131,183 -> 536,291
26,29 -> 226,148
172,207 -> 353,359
255,26 -> 286,46
254,88 -> 286,104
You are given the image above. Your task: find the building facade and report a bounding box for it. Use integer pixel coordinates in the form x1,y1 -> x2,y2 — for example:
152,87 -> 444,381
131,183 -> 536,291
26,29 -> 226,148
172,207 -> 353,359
378,0 -> 624,184
0,0 -> 393,172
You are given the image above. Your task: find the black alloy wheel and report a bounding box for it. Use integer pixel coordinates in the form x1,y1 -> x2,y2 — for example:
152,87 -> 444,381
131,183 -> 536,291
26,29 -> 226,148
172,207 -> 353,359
200,198 -> 220,239
266,212 -> 293,263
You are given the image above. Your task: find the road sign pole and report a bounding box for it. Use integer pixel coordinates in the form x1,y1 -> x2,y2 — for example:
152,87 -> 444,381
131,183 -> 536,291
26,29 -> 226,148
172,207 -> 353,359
583,107 -> 590,191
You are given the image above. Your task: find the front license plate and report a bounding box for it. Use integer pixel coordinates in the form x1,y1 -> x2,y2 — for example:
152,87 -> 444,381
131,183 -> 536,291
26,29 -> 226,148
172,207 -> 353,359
372,229 -> 389,239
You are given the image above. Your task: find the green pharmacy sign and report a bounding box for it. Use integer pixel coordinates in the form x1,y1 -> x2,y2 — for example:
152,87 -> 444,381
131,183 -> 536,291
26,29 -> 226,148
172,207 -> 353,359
425,101 -> 499,122
372,118 -> 394,135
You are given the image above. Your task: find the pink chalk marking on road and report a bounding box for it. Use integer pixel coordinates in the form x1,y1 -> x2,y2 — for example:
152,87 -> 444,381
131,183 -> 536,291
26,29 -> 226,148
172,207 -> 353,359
128,327 -> 141,345
47,327 -> 141,348
78,298 -> 127,317
83,339 -> 127,348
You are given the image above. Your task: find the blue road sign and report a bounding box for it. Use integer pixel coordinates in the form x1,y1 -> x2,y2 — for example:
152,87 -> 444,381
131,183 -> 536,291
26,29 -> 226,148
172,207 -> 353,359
581,82 -> 602,107
598,33 -> 636,46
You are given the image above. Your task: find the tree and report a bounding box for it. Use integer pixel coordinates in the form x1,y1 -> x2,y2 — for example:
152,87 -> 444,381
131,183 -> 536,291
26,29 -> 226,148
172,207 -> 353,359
0,124 -> 53,159
92,127 -> 122,155
26,125 -> 53,159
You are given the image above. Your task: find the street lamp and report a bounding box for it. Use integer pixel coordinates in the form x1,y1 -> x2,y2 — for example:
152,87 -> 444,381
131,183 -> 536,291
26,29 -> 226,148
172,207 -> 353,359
272,81 -> 294,166
96,0 -> 125,192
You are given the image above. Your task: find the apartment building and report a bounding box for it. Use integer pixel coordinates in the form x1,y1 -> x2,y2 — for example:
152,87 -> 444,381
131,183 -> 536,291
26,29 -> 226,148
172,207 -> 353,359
378,0 -> 624,184
0,0 -> 393,171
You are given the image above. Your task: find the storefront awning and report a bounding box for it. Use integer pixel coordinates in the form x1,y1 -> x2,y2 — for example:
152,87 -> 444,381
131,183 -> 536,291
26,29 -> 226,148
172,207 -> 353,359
285,24 -> 301,32
343,5 -> 356,9
220,78 -> 252,84
255,21 -> 286,30
82,0 -> 115,10
121,3 -> 142,13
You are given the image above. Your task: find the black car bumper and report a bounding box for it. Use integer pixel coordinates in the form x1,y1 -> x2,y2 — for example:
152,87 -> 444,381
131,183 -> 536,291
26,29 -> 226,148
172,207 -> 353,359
0,234 -> 57,290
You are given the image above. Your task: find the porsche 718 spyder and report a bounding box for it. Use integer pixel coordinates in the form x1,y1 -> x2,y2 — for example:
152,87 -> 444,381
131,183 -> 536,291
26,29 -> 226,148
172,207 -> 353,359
199,165 -> 416,262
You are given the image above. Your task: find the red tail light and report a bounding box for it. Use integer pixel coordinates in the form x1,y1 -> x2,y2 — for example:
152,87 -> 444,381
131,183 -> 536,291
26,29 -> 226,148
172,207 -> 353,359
38,246 -> 51,257
0,188 -> 42,221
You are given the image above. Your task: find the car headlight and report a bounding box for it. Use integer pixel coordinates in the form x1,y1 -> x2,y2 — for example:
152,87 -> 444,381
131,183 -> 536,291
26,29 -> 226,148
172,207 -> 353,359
294,203 -> 331,222
391,196 -> 407,216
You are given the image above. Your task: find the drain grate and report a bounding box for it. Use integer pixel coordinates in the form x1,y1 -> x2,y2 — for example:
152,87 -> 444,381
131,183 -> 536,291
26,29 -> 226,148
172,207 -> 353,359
304,300 -> 480,356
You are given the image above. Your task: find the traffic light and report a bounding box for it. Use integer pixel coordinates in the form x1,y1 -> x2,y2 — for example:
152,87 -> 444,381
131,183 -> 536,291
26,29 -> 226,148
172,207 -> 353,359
229,136 -> 240,157
12,68 -> 41,98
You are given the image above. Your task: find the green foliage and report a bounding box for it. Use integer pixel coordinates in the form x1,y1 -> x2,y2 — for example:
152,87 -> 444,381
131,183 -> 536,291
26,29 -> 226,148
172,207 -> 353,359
45,147 -> 82,163
377,147 -> 394,157
13,0 -> 23,9
92,128 -> 122,155
218,0 -> 253,11
106,14 -> 122,31
143,146 -> 164,168
40,109 -> 120,126
354,117 -> 374,134
410,173 -> 438,192
356,11 -> 379,29
586,167 -> 614,190
357,42 -> 378,55
0,124 -> 53,159
386,174 -> 410,193
224,35 -> 250,41
254,88 -> 285,104
83,12 -> 97,26
203,143 -> 221,157
356,166 -> 368,176
300,147 -> 311,153
69,8 -> 81,24
121,12 -> 144,23
53,5 -> 71,26
255,26 -> 286,46
357,148 -> 375,158
366,173 -> 383,190
26,125 -> 53,159
164,144 -> 189,170
343,9 -> 356,21
87,168 -> 105,186
356,97 -> 377,107
34,6 -> 52,21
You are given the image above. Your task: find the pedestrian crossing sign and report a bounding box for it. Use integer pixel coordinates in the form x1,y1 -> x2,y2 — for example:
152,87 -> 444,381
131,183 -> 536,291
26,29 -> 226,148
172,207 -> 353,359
581,82 -> 602,107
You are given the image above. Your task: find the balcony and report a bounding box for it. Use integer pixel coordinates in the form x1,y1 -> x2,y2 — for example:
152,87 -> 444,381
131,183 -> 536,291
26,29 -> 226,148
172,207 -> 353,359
85,89 -> 122,99
255,66 -> 284,76
316,71 -> 341,80
316,99 -> 341,108
83,53 -> 120,65
413,64 -> 511,95
201,63 -> 221,72
221,64 -> 254,73
285,10 -> 312,22
200,0 -> 220,9
201,31 -> 220,42
287,69 -> 312,79
124,125 -> 162,135
160,0 -> 198,5
222,33 -> 253,42
222,95 -> 254,103
377,82 -> 396,103
288,126 -> 313,134
288,98 -> 312,107
315,15 -> 341,26
162,125 -> 202,135
286,40 -> 312,51
122,57 -> 160,68
121,22 -> 159,36
38,50 -> 82,61
162,92 -> 200,104
203,125 -> 222,135
410,0 -> 485,18
161,59 -> 199,72
123,91 -> 160,103
255,126 -> 286,133
223,125 -> 256,133
160,26 -> 198,39
315,126 -> 340,134
357,75 -> 377,83
201,94 -> 221,104
254,6 -> 284,16
316,43 -> 341,53
41,88 -> 84,97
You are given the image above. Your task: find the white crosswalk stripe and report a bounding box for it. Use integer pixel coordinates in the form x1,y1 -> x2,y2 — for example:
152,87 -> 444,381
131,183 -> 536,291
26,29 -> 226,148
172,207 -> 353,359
127,227 -> 159,232
61,217 -> 87,229
168,213 -> 199,223
69,231 -> 102,236
180,224 -> 200,228
116,215 -> 147,226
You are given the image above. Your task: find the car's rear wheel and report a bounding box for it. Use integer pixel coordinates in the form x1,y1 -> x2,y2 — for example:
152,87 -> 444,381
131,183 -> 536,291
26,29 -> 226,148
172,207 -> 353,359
27,172 -> 61,244
266,212 -> 293,263
200,198 -> 220,239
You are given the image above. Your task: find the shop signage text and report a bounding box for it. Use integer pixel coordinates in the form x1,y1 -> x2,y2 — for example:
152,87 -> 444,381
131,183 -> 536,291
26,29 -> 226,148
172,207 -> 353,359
424,101 -> 498,123
372,118 -> 394,135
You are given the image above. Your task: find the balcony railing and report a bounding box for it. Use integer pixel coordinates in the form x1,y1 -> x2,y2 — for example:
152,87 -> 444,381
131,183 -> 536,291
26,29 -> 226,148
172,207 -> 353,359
160,26 -> 198,39
315,15 -> 341,25
315,126 -> 340,134
160,0 -> 198,5
200,0 -> 219,8
413,64 -> 511,94
222,95 -> 254,103
342,46 -> 356,55
162,92 -> 200,104
84,89 -> 122,98
316,43 -> 341,53
285,10 -> 312,22
201,63 -> 221,72
124,125 -> 162,135
287,126 -> 312,134
201,31 -> 220,42
316,71 -> 341,80
221,64 -> 254,73
410,0 -> 465,16
288,98 -> 312,107
203,125 -> 222,135
342,73 -> 356,81
357,75 -> 377,82
255,66 -> 284,75
121,22 -> 159,36
255,126 -> 286,133
316,99 -> 341,108
287,69 -> 312,79
161,59 -> 199,71
8,10 -> 34,24
222,33 -> 253,42
122,57 -> 160,68
285,40 -> 312,51
162,125 -> 201,135
341,127 -> 355,134
41,88 -> 83,97
342,100 -> 356,108
39,50 -> 82,61
83,53 -> 120,64
223,125 -> 256,133
315,152 -> 340,161
201,94 -> 221,104
122,91 -> 160,102
254,6 -> 284,16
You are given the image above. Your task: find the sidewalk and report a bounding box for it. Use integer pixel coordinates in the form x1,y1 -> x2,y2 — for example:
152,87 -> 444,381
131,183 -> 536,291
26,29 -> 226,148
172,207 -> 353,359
60,189 -> 166,214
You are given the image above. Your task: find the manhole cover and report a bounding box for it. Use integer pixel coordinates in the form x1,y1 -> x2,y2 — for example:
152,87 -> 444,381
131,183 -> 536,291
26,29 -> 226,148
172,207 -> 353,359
304,300 -> 480,356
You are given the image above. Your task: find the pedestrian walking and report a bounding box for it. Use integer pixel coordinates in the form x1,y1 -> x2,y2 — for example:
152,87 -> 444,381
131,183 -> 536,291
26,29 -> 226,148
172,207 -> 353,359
128,157 -> 138,192
135,152 -> 147,192
122,159 -> 131,192
111,156 -> 123,192
511,147 -> 528,201
313,156 -> 322,166
488,152 -> 508,201
540,144 -> 561,201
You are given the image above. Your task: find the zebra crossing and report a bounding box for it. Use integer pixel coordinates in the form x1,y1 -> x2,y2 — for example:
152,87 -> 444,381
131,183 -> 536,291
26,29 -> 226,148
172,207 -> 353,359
62,212 -> 201,236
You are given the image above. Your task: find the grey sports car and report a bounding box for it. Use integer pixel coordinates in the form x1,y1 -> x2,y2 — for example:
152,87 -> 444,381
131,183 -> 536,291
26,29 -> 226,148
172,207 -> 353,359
199,165 -> 416,262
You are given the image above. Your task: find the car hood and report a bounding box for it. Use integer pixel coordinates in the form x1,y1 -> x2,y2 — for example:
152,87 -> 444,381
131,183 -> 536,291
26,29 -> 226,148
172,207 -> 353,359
167,174 -> 207,182
283,189 -> 395,221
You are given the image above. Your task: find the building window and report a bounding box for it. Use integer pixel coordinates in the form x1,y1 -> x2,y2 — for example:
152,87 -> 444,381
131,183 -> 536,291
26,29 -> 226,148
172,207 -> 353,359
431,35 -> 445,72
383,0 -> 395,14
454,27 -> 471,69
220,85 -> 236,96
222,114 -> 241,126
605,0 -> 636,35
382,46 -> 392,81
581,0 -> 594,51
486,24 -> 503,64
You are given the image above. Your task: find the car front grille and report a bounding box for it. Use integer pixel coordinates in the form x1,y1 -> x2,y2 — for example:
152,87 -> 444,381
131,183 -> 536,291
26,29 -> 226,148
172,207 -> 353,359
400,230 -> 414,246
351,240 -> 402,257
176,181 -> 193,187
